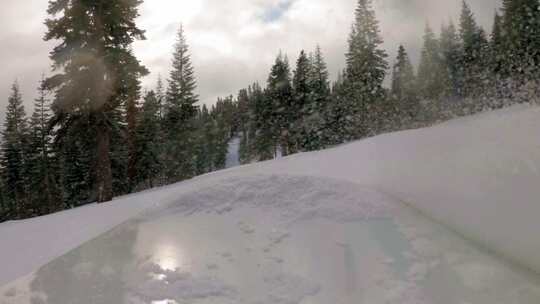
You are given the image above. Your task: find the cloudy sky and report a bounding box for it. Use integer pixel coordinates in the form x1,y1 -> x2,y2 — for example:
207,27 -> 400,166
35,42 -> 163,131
0,0 -> 501,120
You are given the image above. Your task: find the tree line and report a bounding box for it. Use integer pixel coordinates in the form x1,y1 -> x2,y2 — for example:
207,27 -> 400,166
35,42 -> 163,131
233,0 -> 540,162
1,0 -> 539,221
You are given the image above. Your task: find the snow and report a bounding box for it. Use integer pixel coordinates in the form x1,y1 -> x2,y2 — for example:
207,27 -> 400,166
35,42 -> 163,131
236,104 -> 540,274
2,174 -> 540,303
1,104 -> 540,303
225,137 -> 241,168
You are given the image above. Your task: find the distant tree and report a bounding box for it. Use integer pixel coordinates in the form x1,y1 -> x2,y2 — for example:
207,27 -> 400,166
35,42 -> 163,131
26,77 -> 59,215
417,24 -> 445,102
266,53 -> 293,156
247,82 -> 273,161
194,104 -> 214,174
343,0 -> 388,138
308,46 -> 331,111
459,1 -> 489,98
440,22 -> 463,98
164,25 -> 199,182
391,45 -> 419,126
236,88 -> 252,163
292,50 -> 312,152
326,70 -> 348,144
305,45 -> 331,150
1,82 -> 29,218
490,12 -> 505,74
156,74 -> 166,120
134,90 -> 162,188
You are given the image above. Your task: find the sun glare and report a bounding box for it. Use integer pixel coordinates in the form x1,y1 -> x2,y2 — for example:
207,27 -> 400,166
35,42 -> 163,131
154,243 -> 188,272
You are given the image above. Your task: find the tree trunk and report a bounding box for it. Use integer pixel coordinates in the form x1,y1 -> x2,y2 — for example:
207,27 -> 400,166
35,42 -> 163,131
96,122 -> 113,203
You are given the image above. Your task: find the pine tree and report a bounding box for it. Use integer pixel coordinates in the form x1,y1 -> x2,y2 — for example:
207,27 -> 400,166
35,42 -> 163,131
459,1 -> 489,98
57,124 -> 94,207
194,105 -> 213,174
156,74 -> 166,120
326,70 -> 348,144
212,102 -> 231,170
490,12 -> 505,75
27,77 -> 59,214
440,22 -> 463,98
343,0 -> 388,138
1,82 -> 29,218
44,0 -> 147,203
266,53 -> 293,157
391,45 -> 419,126
501,0 -> 540,79
121,52 -> 148,191
305,45 -> 331,150
417,24 -> 445,102
292,50 -> 311,152
236,89 -> 251,163
134,90 -> 162,188
248,83 -> 273,161
487,11 -> 510,105
164,25 -> 199,182
0,180 -> 6,221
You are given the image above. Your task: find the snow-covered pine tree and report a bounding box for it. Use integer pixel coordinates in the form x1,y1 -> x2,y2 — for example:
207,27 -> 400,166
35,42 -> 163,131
490,12 -> 505,76
440,22 -> 463,99
343,0 -> 388,138
417,24 -> 445,107
1,82 -> 29,218
391,45 -> 419,127
266,53 -> 293,157
292,50 -> 311,152
501,0 -> 540,80
487,11 -> 509,105
305,45 -> 331,150
44,0 -> 147,203
164,25 -> 199,182
309,46 -> 331,108
459,1 -> 489,99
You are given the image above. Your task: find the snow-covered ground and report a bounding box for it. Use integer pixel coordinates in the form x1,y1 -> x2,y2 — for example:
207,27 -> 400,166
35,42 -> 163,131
225,137 -> 241,169
1,104 -> 540,303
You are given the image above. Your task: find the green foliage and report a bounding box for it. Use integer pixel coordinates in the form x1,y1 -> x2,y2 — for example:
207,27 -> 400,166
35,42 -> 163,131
342,0 -> 389,138
459,1 -> 489,98
440,22 -> 463,98
417,24 -> 445,101
391,45 -> 420,126
1,82 -> 29,218
44,0 -> 147,203
163,25 -> 199,182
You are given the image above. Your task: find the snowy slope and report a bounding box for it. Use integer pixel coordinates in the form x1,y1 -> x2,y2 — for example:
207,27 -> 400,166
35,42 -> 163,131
236,104 -> 540,274
2,175 -> 540,304
1,104 -> 540,294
